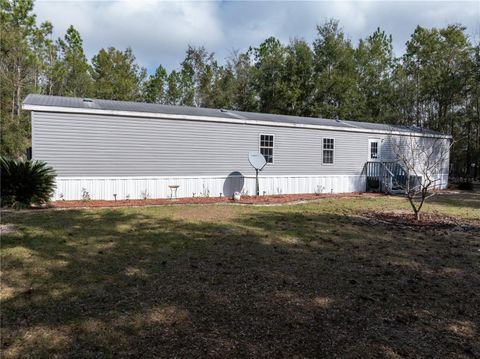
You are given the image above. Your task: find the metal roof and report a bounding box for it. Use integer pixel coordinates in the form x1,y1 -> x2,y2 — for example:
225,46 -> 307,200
23,94 -> 446,137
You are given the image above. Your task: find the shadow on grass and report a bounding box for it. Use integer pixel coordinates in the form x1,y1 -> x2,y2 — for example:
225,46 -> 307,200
429,191 -> 480,211
1,206 -> 479,358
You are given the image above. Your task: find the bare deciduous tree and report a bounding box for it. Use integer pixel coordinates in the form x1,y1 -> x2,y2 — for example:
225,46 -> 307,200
389,132 -> 452,220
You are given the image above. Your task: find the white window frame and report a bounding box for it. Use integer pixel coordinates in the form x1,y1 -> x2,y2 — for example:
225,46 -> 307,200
259,134 -> 275,165
368,138 -> 382,161
322,137 -> 335,165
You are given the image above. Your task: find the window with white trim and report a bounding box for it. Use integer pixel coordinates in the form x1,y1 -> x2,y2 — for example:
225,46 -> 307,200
370,140 -> 379,160
323,138 -> 335,164
260,134 -> 274,164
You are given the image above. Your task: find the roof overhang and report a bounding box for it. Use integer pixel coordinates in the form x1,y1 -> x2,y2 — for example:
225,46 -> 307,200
22,104 -> 452,140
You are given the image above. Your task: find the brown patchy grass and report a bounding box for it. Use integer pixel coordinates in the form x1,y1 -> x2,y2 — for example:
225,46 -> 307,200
1,192 -> 479,358
48,192 -> 379,208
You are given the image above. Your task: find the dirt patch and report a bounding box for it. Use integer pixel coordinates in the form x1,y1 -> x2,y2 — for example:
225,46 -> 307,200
173,205 -> 238,221
0,224 -> 17,235
49,192 -> 380,209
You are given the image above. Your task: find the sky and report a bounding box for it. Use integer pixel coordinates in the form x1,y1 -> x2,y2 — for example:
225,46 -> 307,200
34,0 -> 480,74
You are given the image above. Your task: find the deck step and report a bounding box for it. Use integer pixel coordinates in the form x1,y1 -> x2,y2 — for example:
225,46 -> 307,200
365,161 -> 409,196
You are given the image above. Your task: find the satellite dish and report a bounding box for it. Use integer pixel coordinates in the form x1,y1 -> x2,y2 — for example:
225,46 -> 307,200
248,152 -> 266,196
248,151 -> 267,170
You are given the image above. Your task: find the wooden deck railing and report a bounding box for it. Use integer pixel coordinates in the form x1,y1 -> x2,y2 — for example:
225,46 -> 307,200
365,161 -> 410,194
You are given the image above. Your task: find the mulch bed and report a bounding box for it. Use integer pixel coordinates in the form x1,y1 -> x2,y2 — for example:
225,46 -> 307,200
364,210 -> 480,232
49,192 -> 380,209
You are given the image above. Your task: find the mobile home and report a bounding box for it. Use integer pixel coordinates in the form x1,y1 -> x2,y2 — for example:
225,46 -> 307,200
23,94 -> 451,201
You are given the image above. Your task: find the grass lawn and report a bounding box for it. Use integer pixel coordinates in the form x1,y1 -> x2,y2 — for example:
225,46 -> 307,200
1,193 -> 479,358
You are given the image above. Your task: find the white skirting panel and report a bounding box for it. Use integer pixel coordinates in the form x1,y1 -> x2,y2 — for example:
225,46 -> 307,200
52,175 -> 367,201
439,173 -> 449,189
429,173 -> 449,189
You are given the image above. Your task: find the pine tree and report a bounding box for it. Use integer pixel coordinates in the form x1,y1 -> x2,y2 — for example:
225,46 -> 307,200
355,28 -> 396,123
312,19 -> 361,120
1,0 -> 40,156
143,64 -> 168,103
252,37 -> 287,114
284,39 -> 314,116
165,70 -> 182,105
51,25 -> 92,97
91,47 -> 146,101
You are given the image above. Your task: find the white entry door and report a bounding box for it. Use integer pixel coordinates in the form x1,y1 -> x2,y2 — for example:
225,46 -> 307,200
368,139 -> 381,161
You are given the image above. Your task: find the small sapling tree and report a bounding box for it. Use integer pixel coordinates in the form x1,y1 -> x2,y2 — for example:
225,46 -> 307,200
389,131 -> 452,220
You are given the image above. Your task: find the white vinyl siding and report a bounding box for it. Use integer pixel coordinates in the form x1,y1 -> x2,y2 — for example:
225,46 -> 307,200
31,111 -> 449,178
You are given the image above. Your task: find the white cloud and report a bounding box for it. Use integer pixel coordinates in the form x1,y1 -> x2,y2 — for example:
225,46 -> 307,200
35,0 -> 224,70
34,0 -> 480,72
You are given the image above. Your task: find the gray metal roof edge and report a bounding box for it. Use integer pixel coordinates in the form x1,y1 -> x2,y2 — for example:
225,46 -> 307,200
22,94 -> 451,139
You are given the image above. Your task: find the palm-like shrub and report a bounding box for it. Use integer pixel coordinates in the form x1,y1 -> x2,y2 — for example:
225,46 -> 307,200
1,157 -> 56,209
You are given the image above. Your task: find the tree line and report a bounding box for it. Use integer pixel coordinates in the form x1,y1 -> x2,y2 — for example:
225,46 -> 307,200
1,0 -> 479,177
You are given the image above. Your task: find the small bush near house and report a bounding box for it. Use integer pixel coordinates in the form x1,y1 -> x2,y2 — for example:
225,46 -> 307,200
0,157 -> 56,209
457,181 -> 474,190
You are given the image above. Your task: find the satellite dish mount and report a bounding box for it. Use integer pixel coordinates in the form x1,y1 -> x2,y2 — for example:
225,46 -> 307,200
248,151 -> 267,196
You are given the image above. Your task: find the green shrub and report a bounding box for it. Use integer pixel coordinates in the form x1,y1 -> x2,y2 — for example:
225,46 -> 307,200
1,157 -> 56,209
457,181 -> 474,191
